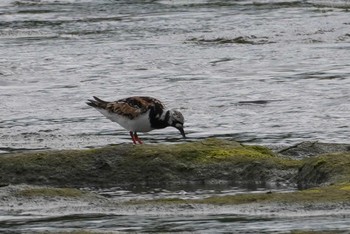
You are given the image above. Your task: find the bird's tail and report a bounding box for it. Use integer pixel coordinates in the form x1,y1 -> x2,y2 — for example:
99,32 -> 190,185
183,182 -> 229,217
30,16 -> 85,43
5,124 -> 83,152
86,96 -> 109,109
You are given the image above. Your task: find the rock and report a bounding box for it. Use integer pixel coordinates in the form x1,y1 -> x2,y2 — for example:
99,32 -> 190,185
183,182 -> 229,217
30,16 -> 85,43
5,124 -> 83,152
1,138 -> 349,190
297,152 -> 350,189
277,141 -> 350,158
0,138 -> 300,189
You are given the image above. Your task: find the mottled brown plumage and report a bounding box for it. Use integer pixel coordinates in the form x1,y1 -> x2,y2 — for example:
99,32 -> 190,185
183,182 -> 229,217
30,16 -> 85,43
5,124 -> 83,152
87,96 -> 165,119
106,96 -> 164,119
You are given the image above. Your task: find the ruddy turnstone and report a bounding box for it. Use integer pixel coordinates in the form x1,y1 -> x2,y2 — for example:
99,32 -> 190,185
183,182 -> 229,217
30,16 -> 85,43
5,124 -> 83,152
86,96 -> 186,144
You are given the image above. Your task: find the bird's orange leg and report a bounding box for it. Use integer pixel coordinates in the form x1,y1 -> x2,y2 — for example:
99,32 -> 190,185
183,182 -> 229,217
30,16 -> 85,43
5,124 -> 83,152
134,132 -> 143,144
129,131 -> 137,144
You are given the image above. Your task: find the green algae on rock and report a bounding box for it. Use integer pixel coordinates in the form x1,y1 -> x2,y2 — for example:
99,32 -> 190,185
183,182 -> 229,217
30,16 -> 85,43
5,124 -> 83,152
0,138 -> 300,188
17,187 -> 84,198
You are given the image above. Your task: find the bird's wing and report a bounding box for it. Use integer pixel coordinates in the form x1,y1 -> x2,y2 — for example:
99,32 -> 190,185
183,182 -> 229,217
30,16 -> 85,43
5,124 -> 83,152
106,96 -> 165,119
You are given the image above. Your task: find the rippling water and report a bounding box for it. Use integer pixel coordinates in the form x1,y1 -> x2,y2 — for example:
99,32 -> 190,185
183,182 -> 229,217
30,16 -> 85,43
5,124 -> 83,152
4,213 -> 350,233
1,0 -> 349,153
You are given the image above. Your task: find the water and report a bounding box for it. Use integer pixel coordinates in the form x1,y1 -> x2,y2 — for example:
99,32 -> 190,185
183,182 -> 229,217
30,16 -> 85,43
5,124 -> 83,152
2,185 -> 350,233
4,214 -> 350,233
1,0 -> 350,232
1,0 -> 349,153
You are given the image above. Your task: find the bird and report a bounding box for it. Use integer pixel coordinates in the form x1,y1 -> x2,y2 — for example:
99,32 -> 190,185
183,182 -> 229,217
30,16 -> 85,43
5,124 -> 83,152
86,96 -> 186,144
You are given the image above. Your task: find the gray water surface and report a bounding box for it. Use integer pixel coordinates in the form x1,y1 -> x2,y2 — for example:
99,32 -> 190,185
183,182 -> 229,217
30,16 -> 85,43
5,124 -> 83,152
1,0 -> 349,153
4,214 -> 350,233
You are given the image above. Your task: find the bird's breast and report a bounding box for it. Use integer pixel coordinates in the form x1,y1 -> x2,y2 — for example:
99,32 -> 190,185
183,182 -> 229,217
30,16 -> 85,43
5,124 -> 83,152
97,108 -> 153,132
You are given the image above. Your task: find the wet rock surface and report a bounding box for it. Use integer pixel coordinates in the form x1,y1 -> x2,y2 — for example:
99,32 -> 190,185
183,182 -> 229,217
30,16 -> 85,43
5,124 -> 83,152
276,141 -> 350,158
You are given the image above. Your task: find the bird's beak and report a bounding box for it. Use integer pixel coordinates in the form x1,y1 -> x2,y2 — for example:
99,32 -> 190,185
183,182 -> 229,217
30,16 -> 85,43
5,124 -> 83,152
177,127 -> 186,138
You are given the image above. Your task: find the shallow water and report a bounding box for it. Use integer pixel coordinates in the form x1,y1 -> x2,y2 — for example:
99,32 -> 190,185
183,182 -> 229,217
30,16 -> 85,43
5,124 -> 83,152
92,184 -> 294,201
1,0 -> 350,153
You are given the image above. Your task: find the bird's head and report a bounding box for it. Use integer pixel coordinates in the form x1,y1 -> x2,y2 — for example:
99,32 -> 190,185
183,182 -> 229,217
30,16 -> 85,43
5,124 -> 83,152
168,109 -> 186,138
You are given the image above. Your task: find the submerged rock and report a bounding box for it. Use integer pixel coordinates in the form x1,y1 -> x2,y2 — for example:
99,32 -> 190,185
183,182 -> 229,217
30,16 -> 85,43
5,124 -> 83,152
1,183 -> 350,221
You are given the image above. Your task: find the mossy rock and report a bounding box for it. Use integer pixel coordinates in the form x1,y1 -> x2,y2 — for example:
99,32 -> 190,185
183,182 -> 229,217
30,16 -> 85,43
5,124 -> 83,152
0,138 -> 300,188
297,152 -> 350,189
